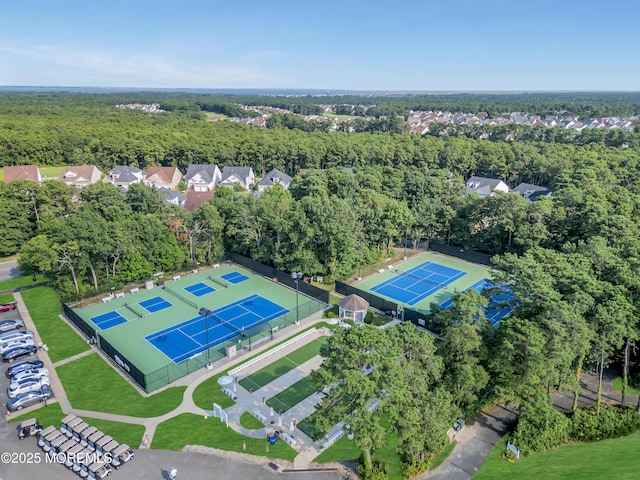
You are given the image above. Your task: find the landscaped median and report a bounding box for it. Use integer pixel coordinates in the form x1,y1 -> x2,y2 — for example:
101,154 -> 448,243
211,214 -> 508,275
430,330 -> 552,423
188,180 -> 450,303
152,413 -> 297,461
20,286 -> 90,363
56,353 -> 185,417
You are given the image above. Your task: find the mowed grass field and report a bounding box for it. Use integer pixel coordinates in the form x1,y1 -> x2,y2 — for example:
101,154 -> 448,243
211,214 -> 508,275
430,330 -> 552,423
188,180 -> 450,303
0,166 -> 66,182
474,433 -> 640,480
239,337 -> 327,391
266,372 -> 322,413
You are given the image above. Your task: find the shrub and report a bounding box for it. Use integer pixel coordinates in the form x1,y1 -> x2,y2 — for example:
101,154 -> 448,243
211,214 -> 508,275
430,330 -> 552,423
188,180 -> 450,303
364,310 -> 374,324
358,457 -> 389,480
570,405 -> 640,442
327,311 -> 336,318
510,408 -> 570,456
401,455 -> 432,478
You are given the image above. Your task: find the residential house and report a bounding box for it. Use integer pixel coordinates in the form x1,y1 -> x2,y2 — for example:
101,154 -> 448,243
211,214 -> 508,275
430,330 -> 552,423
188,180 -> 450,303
511,183 -> 552,202
219,166 -> 255,190
158,188 -> 185,208
3,165 -> 41,183
59,165 -> 102,188
184,190 -> 215,212
184,164 -> 222,192
145,166 -> 182,190
256,168 -> 292,192
465,176 -> 510,198
104,166 -> 145,189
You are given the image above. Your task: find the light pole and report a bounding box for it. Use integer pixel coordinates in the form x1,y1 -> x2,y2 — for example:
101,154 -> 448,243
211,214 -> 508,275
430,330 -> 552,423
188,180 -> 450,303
291,272 -> 303,323
199,307 -> 212,369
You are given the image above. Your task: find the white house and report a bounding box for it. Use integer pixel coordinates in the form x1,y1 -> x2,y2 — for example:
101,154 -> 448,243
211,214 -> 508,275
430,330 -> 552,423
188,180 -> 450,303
219,166 -> 255,190
465,176 -> 510,198
104,166 -> 145,189
184,164 -> 222,192
256,168 -> 292,192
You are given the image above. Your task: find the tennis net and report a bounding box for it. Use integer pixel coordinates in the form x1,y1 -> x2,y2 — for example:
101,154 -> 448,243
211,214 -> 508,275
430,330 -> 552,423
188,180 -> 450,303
124,302 -> 144,319
208,275 -> 228,288
164,285 -> 198,310
397,271 -> 449,290
208,313 -> 245,335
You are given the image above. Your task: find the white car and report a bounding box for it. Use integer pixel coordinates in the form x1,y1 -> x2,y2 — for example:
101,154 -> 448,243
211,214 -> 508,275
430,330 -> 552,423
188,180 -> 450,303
10,367 -> 49,384
0,338 -> 35,355
7,376 -> 50,398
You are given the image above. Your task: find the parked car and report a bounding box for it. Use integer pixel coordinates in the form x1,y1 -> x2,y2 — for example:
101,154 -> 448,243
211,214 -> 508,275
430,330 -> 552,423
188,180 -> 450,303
0,319 -> 24,332
2,344 -> 37,363
0,338 -> 35,355
6,387 -> 52,411
6,359 -> 44,378
0,329 -> 34,343
8,376 -> 50,398
10,367 -> 49,384
0,302 -> 17,313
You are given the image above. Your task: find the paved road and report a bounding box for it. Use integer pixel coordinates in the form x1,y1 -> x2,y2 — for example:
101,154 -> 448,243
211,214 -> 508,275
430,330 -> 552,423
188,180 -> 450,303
0,260 -> 20,282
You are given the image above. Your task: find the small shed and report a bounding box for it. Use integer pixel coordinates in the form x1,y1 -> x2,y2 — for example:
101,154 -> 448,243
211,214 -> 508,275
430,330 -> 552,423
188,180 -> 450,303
338,294 -> 369,323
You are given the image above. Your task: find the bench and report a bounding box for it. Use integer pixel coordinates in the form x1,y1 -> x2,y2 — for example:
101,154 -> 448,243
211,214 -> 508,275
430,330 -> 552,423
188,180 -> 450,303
115,292 -> 125,299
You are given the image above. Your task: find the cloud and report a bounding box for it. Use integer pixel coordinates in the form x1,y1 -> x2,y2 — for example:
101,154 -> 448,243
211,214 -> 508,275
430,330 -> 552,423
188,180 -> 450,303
0,41 -> 290,88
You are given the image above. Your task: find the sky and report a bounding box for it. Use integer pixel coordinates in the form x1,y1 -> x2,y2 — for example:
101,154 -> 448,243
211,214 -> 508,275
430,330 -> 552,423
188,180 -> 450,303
1,0 -> 638,91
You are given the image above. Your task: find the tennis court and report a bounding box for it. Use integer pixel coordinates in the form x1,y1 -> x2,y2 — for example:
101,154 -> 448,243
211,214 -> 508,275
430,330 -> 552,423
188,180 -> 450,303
146,294 -> 289,363
439,279 -> 514,325
371,262 -> 467,305
221,271 -> 250,284
90,311 -> 127,330
139,296 -> 173,313
184,282 -> 215,297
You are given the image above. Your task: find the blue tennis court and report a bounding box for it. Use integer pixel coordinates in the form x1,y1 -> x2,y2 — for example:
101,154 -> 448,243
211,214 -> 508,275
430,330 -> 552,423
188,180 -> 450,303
221,271 -> 250,284
145,294 -> 289,363
371,262 -> 467,306
139,296 -> 173,313
184,282 -> 215,297
90,311 -> 127,330
439,279 -> 514,325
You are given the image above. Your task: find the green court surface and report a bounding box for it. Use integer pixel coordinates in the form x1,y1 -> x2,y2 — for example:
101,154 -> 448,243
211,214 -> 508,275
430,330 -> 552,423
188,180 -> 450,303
239,337 -> 327,391
355,251 -> 493,312
266,371 -> 323,413
74,264 -> 324,376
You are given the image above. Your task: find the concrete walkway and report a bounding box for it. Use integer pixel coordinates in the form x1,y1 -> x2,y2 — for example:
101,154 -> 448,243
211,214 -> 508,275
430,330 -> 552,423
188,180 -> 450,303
8,291 -> 339,475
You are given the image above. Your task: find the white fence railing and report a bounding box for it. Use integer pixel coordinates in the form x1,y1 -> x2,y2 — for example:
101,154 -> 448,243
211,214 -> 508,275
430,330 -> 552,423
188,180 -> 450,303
321,429 -> 344,449
228,328 -> 316,376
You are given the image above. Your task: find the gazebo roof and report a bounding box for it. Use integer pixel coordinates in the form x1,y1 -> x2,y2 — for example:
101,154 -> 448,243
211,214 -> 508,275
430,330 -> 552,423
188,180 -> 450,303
338,294 -> 369,312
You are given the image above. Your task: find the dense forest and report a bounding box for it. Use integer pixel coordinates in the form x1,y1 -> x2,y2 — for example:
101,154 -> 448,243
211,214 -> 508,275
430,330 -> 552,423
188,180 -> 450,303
3,91 -> 640,477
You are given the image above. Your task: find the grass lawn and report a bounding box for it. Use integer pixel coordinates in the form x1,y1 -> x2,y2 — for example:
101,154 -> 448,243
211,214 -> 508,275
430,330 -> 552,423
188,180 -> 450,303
240,411 -> 265,429
21,287 -> 90,362
9,403 -> 145,446
56,353 -> 185,417
192,372 -> 237,411
266,372 -> 322,413
0,292 -> 14,304
0,273 -> 46,292
39,166 -> 66,179
313,413 -> 403,480
611,376 -> 640,396
239,337 -> 327,391
153,413 -> 297,461
475,432 -> 640,480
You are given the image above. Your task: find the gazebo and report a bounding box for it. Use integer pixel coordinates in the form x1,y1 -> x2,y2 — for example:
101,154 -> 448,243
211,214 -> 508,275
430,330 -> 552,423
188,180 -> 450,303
338,294 -> 369,323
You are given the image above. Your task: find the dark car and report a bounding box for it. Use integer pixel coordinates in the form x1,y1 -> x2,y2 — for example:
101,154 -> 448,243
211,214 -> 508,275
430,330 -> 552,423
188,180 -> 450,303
0,302 -> 17,313
1,344 -> 37,363
0,319 -> 24,333
6,359 -> 44,378
6,388 -> 52,411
